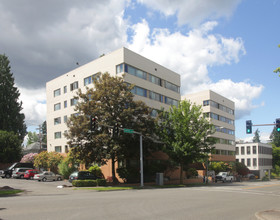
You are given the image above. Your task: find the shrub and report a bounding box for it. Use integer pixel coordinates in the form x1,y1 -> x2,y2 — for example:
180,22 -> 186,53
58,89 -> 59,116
58,158 -> 76,179
88,165 -> 104,178
72,180 -> 97,187
97,179 -> 106,186
20,153 -> 38,163
186,168 -> 198,179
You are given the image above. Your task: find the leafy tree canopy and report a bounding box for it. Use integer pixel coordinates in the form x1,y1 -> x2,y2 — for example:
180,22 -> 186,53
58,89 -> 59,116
0,54 -> 26,141
0,130 -> 22,163
270,127 -> 280,147
27,131 -> 39,145
156,100 -> 217,183
34,151 -> 63,172
66,73 -> 157,183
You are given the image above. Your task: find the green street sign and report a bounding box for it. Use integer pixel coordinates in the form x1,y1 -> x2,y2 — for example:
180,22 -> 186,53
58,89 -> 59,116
124,128 -> 134,134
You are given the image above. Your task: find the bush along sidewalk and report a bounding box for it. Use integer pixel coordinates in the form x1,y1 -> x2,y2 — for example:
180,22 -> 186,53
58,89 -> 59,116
72,179 -> 106,187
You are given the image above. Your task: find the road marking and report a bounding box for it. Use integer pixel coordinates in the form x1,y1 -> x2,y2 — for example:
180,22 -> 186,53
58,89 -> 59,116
243,184 -> 280,190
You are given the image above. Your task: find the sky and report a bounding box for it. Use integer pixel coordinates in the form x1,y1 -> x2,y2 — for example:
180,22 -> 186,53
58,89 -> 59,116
0,0 -> 279,143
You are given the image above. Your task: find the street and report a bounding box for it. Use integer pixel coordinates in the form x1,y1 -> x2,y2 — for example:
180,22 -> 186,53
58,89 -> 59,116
1,179 -> 280,220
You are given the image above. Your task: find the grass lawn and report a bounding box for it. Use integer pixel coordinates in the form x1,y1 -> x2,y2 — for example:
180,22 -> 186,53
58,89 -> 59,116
0,189 -> 23,196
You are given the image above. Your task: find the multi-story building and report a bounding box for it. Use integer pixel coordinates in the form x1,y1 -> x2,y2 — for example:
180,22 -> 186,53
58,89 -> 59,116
235,142 -> 272,179
46,47 -> 181,153
182,90 -> 236,162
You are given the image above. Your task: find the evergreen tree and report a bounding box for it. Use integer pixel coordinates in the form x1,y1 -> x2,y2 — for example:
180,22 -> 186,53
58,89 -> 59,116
252,129 -> 261,143
0,54 -> 26,141
66,73 -> 157,183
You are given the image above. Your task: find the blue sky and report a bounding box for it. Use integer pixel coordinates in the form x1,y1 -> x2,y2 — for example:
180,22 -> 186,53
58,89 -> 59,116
0,0 -> 279,142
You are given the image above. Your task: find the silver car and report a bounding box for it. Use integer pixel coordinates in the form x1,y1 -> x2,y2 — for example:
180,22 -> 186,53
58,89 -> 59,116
34,171 -> 62,182
12,168 -> 33,179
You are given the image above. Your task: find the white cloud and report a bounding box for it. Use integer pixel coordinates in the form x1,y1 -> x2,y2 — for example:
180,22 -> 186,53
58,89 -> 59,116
137,0 -> 242,26
127,19 -> 263,119
18,86 -> 46,127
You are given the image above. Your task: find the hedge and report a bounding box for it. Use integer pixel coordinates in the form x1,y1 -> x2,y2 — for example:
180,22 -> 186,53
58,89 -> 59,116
72,179 -> 106,187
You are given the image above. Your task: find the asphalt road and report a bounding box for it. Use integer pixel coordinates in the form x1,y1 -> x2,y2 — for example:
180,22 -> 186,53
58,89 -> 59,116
1,178 -> 280,220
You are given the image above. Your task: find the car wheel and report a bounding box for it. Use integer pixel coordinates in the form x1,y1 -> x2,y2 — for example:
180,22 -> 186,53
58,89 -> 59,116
5,174 -> 11,178
20,175 -> 24,179
230,179 -> 232,183
42,177 -> 47,182
38,180 -> 41,182
57,177 -> 62,181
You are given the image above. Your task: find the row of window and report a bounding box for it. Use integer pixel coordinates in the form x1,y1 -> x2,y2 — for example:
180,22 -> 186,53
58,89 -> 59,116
130,85 -> 179,107
216,138 -> 235,146
54,98 -> 78,111
236,158 -> 272,167
116,63 -> 180,93
236,145 -> 272,155
84,73 -> 101,86
53,82 -> 79,97
204,112 -> 234,125
54,145 -> 69,153
215,126 -> 235,135
203,100 -> 234,115
213,149 -> 235,156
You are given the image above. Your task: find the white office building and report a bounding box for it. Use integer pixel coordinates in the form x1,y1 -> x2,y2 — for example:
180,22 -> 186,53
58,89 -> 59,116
236,142 -> 272,179
46,47 -> 181,153
182,90 -> 236,162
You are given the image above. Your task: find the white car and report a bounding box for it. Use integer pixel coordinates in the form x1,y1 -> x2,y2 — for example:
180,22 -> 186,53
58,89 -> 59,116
34,171 -> 62,182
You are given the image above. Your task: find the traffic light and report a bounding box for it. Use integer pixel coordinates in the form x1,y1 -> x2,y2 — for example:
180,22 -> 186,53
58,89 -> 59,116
276,118 -> 280,133
113,124 -> 119,137
90,116 -> 97,131
246,120 -> 252,134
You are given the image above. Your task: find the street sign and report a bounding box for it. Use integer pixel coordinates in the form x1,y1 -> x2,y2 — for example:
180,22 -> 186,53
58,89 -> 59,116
124,128 -> 134,134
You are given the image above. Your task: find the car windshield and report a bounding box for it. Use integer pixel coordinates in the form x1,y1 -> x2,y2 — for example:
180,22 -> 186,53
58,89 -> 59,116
8,163 -> 17,170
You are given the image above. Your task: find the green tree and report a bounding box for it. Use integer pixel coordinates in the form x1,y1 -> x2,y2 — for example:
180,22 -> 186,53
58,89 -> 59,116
27,131 -> 39,145
41,121 -> 47,144
34,151 -> 63,172
58,156 -> 76,179
0,130 -> 22,163
0,54 -> 27,141
253,129 -> 261,143
274,44 -> 280,76
270,127 -> 280,147
156,100 -> 216,184
66,73 -> 156,183
235,162 -> 249,176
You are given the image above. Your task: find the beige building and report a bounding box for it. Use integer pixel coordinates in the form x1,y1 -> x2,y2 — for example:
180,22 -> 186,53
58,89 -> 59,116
182,90 -> 236,162
46,47 -> 181,153
236,142 -> 272,179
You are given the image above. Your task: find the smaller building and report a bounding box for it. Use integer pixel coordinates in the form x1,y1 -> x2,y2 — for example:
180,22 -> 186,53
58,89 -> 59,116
235,142 -> 272,179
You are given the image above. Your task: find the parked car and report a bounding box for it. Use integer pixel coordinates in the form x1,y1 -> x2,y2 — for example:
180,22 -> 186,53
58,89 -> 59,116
24,169 -> 41,180
246,173 -> 256,180
34,171 -> 62,182
12,168 -> 33,179
215,172 -> 234,183
0,162 -> 34,178
69,171 -> 101,183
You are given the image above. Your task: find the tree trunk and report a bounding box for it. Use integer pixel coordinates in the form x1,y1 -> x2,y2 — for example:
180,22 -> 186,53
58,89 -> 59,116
180,163 -> 183,184
111,156 -> 119,184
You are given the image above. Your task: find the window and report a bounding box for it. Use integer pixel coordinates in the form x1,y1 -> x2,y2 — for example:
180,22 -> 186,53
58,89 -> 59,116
71,98 -> 78,106
64,86 -> 67,93
149,74 -> 161,86
70,81 -> 78,91
55,146 -> 61,152
149,91 -> 161,102
253,146 -> 257,154
203,100 -> 209,106
84,76 -> 92,86
54,89 -> 61,97
54,132 -> 61,139
54,103 -> 61,111
116,64 -> 124,74
253,158 -> 257,166
64,115 -> 67,123
165,97 -> 178,106
65,145 -> 69,153
64,100 -> 67,108
235,147 -> 239,155
247,146 -> 251,155
241,146 -> 245,155
241,159 -> 245,164
131,86 -> 147,97
247,158 -> 251,167
54,117 -> 61,125
165,81 -> 180,93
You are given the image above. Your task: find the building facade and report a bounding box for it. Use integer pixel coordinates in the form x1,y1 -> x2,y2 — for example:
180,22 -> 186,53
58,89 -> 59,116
46,47 -> 181,153
182,90 -> 236,162
235,142 -> 272,179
